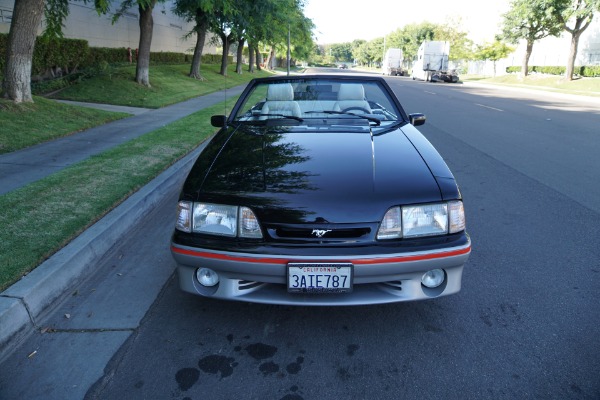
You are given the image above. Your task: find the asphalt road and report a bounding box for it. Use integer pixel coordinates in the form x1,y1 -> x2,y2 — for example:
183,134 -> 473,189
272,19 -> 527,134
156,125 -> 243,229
1,70 -> 599,399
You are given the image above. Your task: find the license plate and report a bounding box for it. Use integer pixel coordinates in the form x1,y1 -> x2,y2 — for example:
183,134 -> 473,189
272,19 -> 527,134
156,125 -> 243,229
287,263 -> 353,293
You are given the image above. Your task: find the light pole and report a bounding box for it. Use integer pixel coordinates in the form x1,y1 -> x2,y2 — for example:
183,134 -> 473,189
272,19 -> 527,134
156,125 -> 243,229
287,24 -> 291,76
382,35 -> 386,69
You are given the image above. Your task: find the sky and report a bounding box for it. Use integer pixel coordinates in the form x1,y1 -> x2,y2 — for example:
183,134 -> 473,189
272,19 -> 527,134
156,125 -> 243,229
303,0 -> 511,45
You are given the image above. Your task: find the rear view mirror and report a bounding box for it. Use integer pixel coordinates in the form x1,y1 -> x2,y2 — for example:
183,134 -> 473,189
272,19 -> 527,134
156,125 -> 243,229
409,113 -> 426,126
211,115 -> 227,128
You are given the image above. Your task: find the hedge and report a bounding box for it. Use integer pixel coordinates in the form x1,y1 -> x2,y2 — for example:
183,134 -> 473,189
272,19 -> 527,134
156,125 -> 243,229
506,65 -> 600,77
0,33 -> 228,76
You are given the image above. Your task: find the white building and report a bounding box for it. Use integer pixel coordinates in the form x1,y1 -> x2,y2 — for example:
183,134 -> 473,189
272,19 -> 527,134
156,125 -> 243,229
0,0 -> 216,54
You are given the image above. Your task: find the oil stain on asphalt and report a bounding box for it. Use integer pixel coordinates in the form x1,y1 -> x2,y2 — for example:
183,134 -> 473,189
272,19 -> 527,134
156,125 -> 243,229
174,334 -> 310,399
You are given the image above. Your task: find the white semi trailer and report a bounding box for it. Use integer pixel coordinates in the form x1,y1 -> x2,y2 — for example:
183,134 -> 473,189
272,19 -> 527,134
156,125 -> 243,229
411,41 -> 459,83
382,48 -> 404,76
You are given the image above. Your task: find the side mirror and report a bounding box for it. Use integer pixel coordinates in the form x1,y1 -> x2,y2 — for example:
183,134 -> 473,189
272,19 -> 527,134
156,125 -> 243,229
408,113 -> 426,126
211,115 -> 227,128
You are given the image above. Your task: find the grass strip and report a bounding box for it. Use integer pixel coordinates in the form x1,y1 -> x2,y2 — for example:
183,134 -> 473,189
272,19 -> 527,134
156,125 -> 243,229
0,102 -> 228,291
51,63 -> 272,108
0,97 -> 129,154
462,75 -> 600,97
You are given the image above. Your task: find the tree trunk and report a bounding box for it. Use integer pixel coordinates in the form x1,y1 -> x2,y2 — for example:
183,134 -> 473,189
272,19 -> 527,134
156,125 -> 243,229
136,1 -> 156,87
1,0 -> 45,103
189,15 -> 207,80
521,40 -> 533,78
235,38 -> 245,74
563,15 -> 591,81
255,47 -> 262,71
565,31 -> 581,81
265,46 -> 275,70
219,33 -> 231,76
248,42 -> 256,73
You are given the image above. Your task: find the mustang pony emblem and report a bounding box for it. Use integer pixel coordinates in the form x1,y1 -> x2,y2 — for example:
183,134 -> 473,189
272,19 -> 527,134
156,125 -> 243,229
312,229 -> 332,238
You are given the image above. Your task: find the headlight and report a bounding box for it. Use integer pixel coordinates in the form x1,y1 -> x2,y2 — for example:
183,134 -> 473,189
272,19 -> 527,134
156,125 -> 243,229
175,202 -> 263,239
377,201 -> 466,240
402,203 -> 448,238
193,203 -> 238,236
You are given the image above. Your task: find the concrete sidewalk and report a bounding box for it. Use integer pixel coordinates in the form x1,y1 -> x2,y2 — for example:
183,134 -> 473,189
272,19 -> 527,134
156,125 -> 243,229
0,86 -> 244,361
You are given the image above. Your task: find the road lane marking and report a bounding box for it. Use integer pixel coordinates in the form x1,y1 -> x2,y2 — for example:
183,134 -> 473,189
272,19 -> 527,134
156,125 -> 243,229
475,103 -> 504,112
424,91 -> 437,95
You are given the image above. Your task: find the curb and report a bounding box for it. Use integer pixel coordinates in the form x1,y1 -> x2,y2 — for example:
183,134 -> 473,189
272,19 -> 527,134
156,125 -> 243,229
0,144 -> 203,361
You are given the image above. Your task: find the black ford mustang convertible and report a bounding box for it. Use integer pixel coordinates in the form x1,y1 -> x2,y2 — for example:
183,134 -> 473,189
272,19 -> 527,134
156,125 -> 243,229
170,75 -> 470,306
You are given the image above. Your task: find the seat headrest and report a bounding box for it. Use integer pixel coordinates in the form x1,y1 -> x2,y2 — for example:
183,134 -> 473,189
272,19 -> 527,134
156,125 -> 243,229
267,84 -> 294,101
337,84 -> 365,101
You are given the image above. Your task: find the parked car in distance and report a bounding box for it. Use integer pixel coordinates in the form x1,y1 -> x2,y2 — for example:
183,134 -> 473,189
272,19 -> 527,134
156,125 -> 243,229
170,75 -> 471,306
338,64 -> 348,69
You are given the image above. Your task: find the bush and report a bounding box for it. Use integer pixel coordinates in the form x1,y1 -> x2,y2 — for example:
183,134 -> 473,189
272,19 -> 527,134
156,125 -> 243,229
581,65 -> 600,77
86,47 -> 131,65
150,51 -> 187,63
506,65 -> 600,77
1,33 -> 223,74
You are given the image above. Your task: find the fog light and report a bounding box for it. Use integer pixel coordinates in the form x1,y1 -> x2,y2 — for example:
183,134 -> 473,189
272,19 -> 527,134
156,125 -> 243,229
421,269 -> 445,288
196,268 -> 219,287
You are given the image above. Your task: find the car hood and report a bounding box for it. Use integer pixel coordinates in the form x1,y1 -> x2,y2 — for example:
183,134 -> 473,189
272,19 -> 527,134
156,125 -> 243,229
185,125 -> 446,224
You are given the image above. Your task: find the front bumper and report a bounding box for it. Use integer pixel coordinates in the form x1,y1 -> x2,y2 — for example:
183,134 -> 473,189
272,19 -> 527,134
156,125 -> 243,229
170,237 -> 471,306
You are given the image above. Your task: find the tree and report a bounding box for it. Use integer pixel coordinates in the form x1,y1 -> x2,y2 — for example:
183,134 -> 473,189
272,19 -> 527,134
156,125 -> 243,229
113,0 -> 161,86
2,0 -> 109,103
1,0 -> 45,103
368,37 -> 384,65
330,43 -> 353,62
173,0 -> 231,80
475,40 -> 515,76
434,18 -> 474,61
212,14 -> 236,76
235,0 -> 313,73
353,41 -> 372,66
287,12 -> 315,64
229,0 -> 254,75
244,1 -> 274,73
387,22 -> 436,62
501,0 -> 563,77
553,0 -> 600,80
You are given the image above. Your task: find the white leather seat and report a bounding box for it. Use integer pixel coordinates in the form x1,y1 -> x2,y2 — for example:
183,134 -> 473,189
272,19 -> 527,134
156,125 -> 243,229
333,84 -> 371,114
260,83 -> 302,118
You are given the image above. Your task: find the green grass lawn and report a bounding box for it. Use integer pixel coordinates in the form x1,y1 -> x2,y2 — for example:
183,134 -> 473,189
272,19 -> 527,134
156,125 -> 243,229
51,63 -> 270,108
0,97 -> 129,154
462,74 -> 600,97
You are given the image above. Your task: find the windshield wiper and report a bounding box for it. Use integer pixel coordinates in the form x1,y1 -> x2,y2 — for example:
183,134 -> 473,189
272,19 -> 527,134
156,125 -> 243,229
242,113 -> 304,122
305,110 -> 381,126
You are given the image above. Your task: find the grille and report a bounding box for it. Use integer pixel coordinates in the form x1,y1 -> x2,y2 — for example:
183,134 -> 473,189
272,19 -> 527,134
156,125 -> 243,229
238,280 -> 264,291
378,280 -> 403,294
270,226 -> 371,240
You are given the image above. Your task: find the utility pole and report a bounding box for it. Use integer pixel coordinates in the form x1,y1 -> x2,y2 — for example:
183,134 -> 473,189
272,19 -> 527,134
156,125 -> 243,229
382,35 -> 386,68
287,24 -> 291,76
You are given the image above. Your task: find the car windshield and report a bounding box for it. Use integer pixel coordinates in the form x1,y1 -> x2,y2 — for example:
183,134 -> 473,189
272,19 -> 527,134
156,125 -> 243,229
232,79 -> 403,132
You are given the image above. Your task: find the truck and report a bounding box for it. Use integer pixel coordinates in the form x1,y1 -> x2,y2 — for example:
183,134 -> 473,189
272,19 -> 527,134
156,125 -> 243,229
382,48 -> 404,76
411,41 -> 459,83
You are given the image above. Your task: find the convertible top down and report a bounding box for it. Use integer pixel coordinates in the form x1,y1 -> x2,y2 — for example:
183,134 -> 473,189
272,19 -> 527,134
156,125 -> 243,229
171,75 -> 470,305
